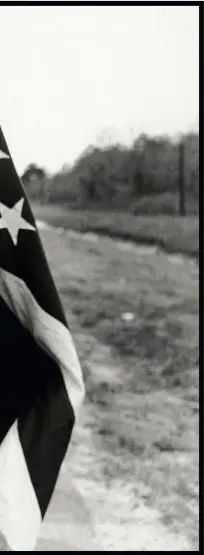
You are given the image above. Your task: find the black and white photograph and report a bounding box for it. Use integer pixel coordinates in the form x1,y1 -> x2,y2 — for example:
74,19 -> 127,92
0,3 -> 199,551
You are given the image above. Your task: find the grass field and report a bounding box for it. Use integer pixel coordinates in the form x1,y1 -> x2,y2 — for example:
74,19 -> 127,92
32,203 -> 199,258
34,205 -> 198,551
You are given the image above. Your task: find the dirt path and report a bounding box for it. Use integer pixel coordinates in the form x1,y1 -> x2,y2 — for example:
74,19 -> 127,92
37,339 -> 192,551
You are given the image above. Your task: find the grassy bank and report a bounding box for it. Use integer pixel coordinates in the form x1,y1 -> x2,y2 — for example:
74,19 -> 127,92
32,203 -> 199,258
37,219 -> 198,550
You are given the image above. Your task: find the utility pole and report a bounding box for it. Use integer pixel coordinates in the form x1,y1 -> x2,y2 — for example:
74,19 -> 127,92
136,136 -> 146,196
137,151 -> 143,196
178,140 -> 186,216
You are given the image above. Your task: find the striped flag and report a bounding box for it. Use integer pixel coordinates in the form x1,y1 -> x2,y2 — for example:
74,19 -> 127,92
0,128 -> 85,551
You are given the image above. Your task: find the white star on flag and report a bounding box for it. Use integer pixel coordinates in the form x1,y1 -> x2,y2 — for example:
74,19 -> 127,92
0,149 -> 9,159
0,198 -> 36,245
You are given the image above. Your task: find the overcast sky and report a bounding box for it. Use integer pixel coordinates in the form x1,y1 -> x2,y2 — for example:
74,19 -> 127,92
0,5 -> 199,174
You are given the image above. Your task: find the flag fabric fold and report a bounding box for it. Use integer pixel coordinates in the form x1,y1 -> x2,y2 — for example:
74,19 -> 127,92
0,128 -> 85,550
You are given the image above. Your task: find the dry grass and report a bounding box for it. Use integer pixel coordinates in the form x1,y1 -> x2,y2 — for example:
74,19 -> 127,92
35,208 -> 198,550
32,202 -> 199,258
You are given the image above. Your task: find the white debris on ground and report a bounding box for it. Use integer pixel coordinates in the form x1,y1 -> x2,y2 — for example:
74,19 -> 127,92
121,312 -> 135,323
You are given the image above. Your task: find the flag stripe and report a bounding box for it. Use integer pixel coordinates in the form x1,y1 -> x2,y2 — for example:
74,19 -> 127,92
0,421 -> 41,551
0,266 -> 84,538
0,292 -> 75,526
0,295 -> 71,447
18,374 -> 74,519
0,267 -> 84,415
0,150 -> 9,159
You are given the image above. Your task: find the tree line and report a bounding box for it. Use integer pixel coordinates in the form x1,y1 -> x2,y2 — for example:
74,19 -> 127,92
22,132 -> 199,215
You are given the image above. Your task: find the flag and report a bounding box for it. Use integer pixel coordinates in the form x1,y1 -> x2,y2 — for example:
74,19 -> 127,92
0,128 -> 85,551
